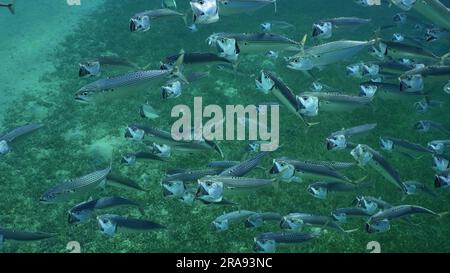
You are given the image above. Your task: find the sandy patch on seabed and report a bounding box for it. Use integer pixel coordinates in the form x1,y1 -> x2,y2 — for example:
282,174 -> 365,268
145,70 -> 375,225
0,0 -> 104,128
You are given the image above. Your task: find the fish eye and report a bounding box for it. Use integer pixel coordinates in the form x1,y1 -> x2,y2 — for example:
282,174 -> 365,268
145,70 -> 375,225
199,0 -> 204,4
206,182 -> 212,187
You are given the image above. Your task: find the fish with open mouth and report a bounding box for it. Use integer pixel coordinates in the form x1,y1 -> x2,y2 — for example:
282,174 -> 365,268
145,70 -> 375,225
371,40 -> 447,64
400,65 -> 450,79
390,0 -> 450,30
307,180 -> 372,200
209,32 -> 301,54
379,137 -> 433,159
260,20 -> 295,32
0,228 -> 55,249
270,158 -> 359,183
217,0 -> 277,16
0,123 -> 44,155
287,39 -> 376,71
414,120 -> 449,133
399,74 -> 424,92
312,17 -> 371,39
164,168 -> 223,183
435,171 -> 450,188
351,144 -> 405,192
212,210 -> 256,231
67,197 -> 142,224
331,207 -> 373,222
190,0 -> 219,25
300,91 -> 373,112
75,52 -> 187,103
428,139 -> 450,154
0,1 -> 14,14
433,154 -> 450,173
245,212 -> 283,228
444,81 -> 450,94
353,195 -> 393,215
129,9 -> 185,32
253,231 -> 318,253
326,123 -> 377,151
366,205 -> 441,233
79,56 -> 140,77
402,181 -> 437,197
414,97 -> 443,113
255,70 -> 318,126
97,214 -> 165,236
280,213 -> 353,233
121,150 -> 169,165
40,164 -> 112,204
124,124 -> 223,157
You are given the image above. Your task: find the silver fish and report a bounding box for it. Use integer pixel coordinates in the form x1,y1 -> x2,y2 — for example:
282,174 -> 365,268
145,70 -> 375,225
217,0 -> 277,15
129,9 -> 185,32
97,214 -> 165,236
301,91 -> 373,112
351,144 -> 405,192
219,152 -> 268,177
0,228 -> 55,248
253,231 -> 318,253
245,212 -> 283,228
402,181 -> 437,197
280,213 -> 348,232
390,0 -> 450,30
212,210 -> 256,231
428,139 -> 450,154
307,180 -> 371,200
40,165 -> 112,204
332,207 -> 373,222
68,197 -> 141,224
287,40 -> 376,71
415,120 -> 449,133
435,171 -> 450,188
379,137 -> 433,158
190,0 -> 219,24
330,123 -> 377,138
79,56 -> 139,77
0,123 -> 44,143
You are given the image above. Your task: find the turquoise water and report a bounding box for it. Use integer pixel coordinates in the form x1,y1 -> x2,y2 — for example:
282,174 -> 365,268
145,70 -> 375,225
1,0 -> 450,253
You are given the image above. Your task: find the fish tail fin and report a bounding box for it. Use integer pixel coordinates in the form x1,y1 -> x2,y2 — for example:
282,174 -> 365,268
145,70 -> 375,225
344,227 -> 359,233
273,0 -> 278,13
440,53 -> 450,65
8,0 -> 15,14
181,12 -> 188,26
299,34 -> 307,53
438,211 -> 450,218
171,49 -> 189,84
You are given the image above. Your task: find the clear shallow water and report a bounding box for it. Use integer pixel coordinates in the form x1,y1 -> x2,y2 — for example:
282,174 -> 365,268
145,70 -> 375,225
0,0 -> 450,253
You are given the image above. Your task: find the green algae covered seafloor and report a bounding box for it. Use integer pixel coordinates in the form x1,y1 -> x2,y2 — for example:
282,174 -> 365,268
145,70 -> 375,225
1,0 -> 450,253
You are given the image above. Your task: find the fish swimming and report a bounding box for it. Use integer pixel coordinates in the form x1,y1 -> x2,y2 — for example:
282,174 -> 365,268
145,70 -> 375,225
97,214 -> 165,236
0,123 -> 44,155
245,212 -> 283,228
253,231 -> 318,253
79,56 -> 140,77
390,0 -> 450,30
327,123 -> 377,150
287,40 -> 376,71
217,0 -> 277,16
332,207 -> 373,222
435,171 -> 450,188
164,168 -> 223,183
402,181 -> 437,197
261,20 -> 295,32
300,91 -> 373,112
68,197 -> 142,224
307,180 -> 371,200
280,213 -> 350,232
255,70 -> 317,126
160,52 -> 232,70
366,205 -> 440,233
0,1 -> 14,14
124,124 -> 223,157
428,139 -> 450,154
210,32 -> 300,54
270,158 -> 357,183
312,17 -> 371,39
129,9 -> 185,32
40,164 -> 112,203
219,151 -> 269,177
379,137 -> 434,159
212,210 -> 256,231
372,40 -> 445,63
190,0 -> 219,24
0,228 -> 55,249
400,65 -> 450,79
415,120 -> 449,133
351,144 -> 405,192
